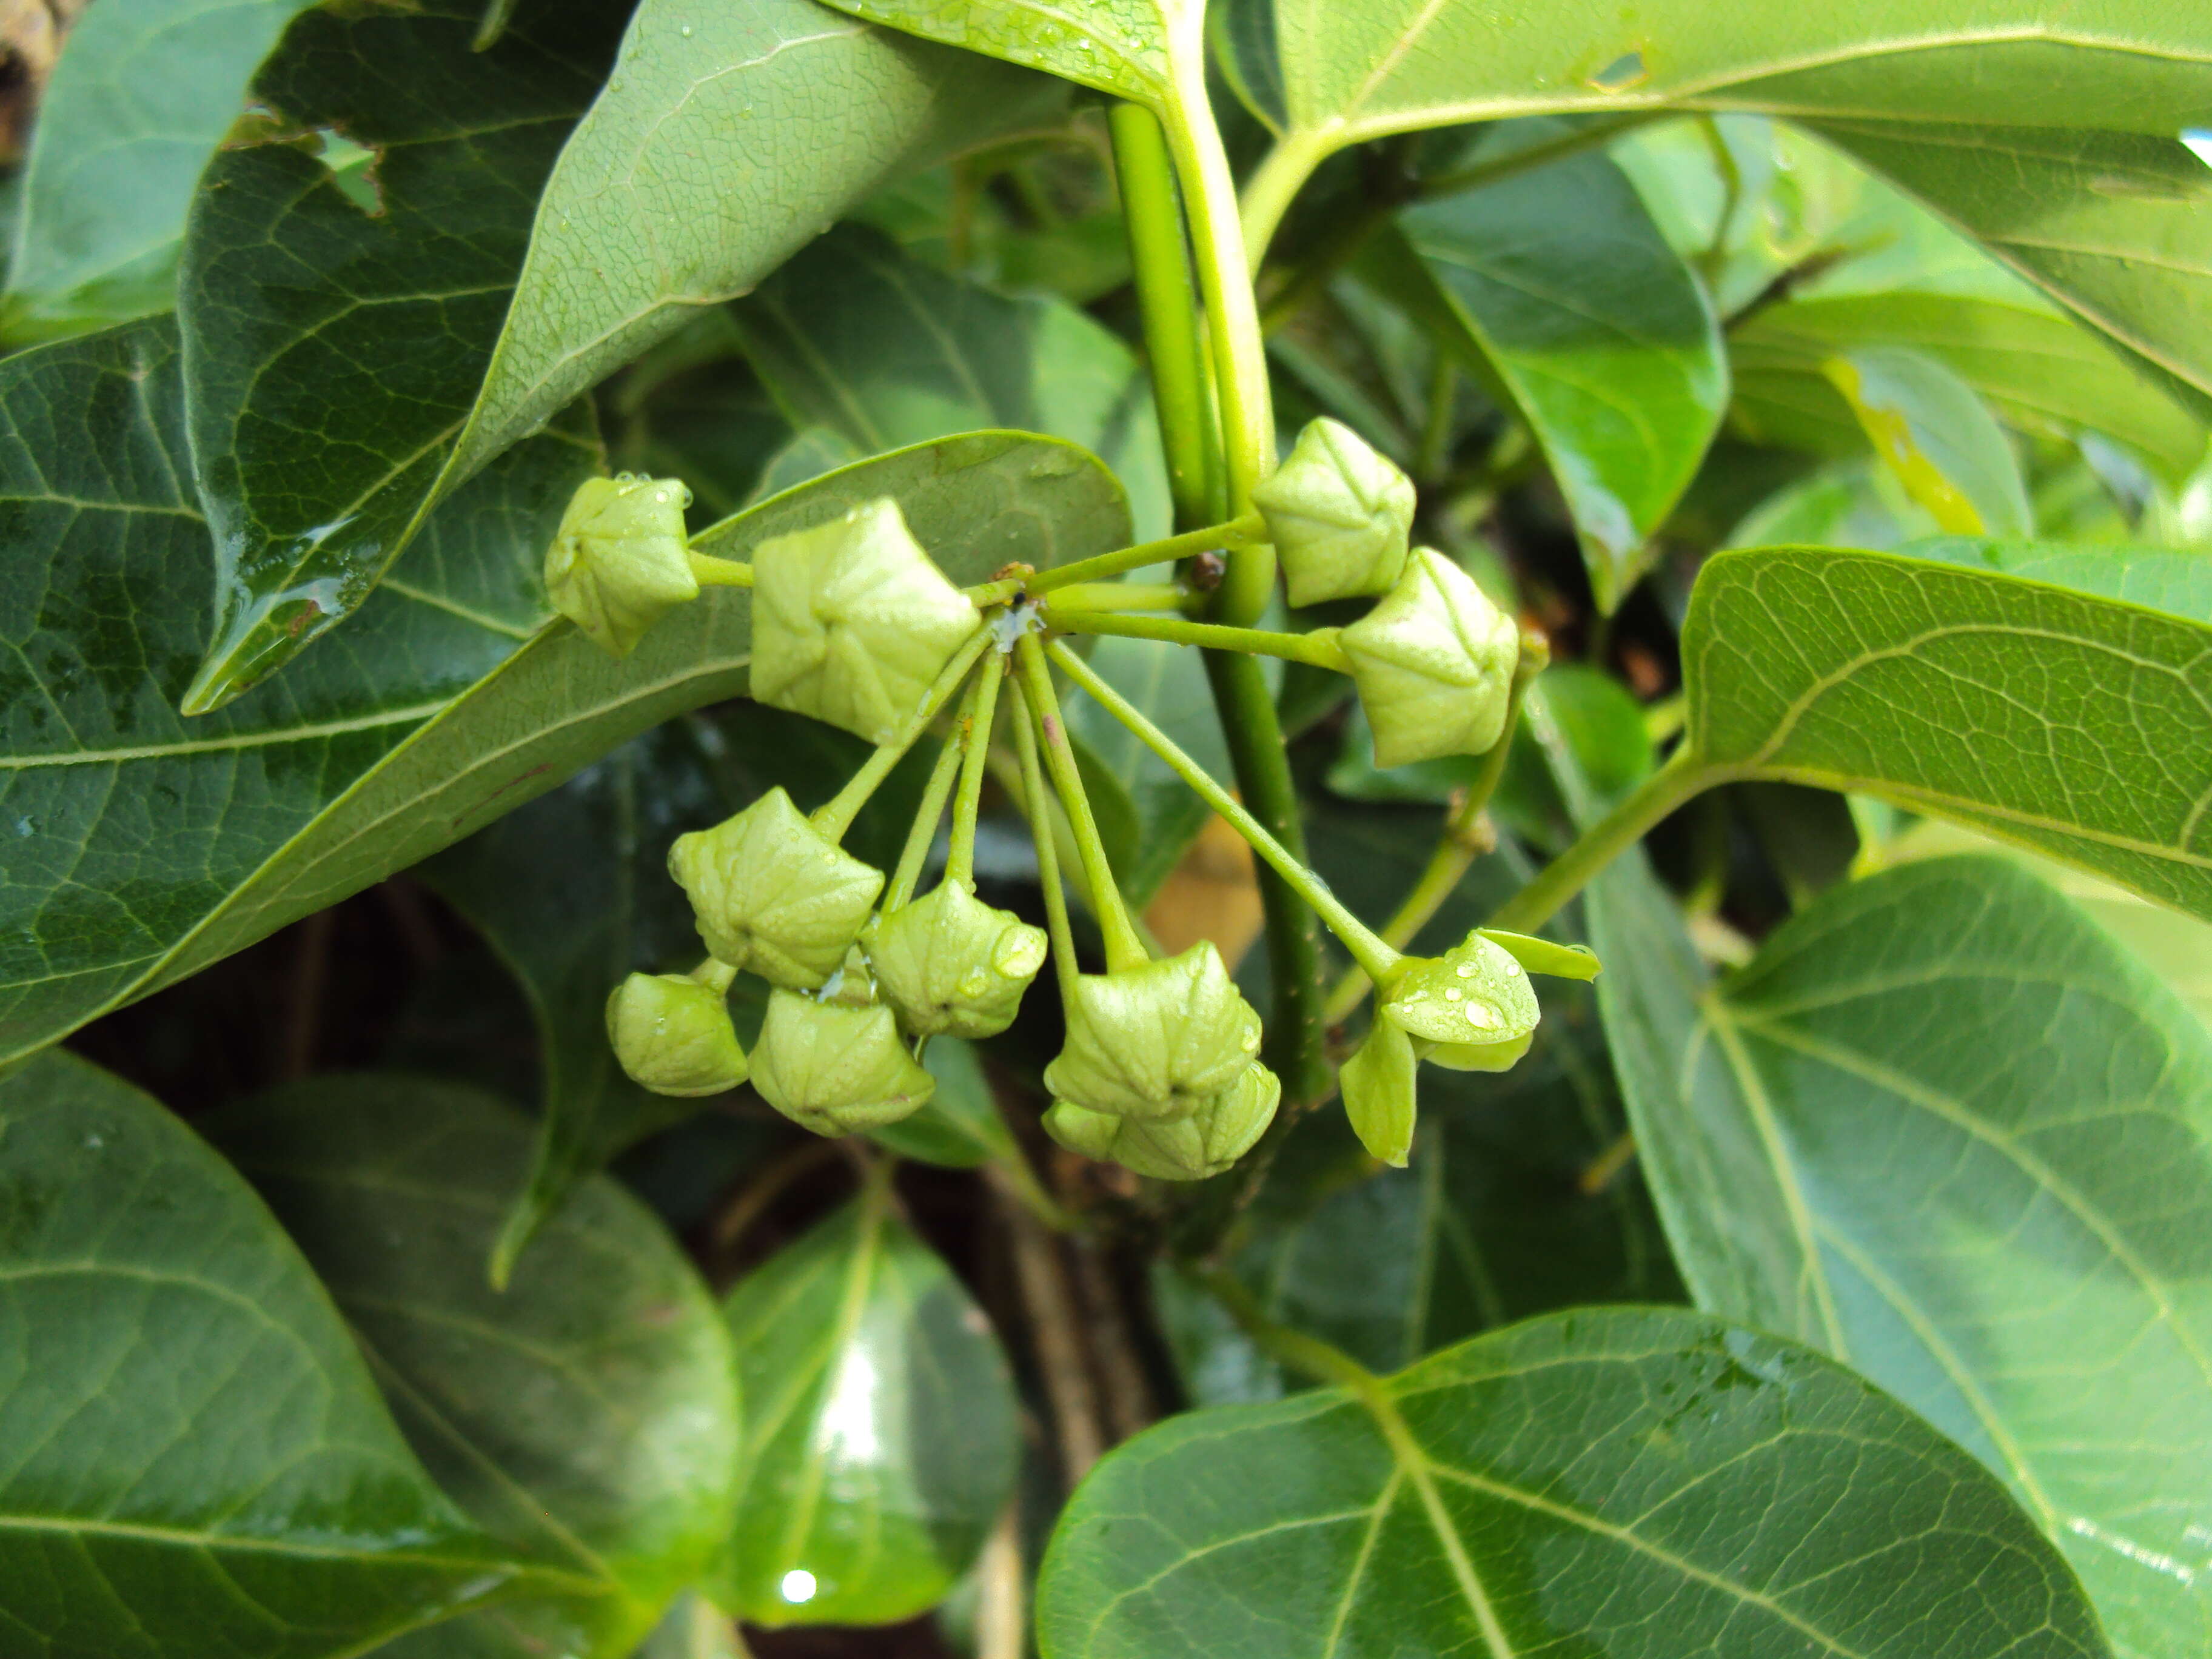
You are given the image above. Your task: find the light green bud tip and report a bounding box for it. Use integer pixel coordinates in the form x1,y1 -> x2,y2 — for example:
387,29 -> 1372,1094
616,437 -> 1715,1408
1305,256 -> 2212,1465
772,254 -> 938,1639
1252,417 -> 1415,608
605,971 -> 748,1098
1340,548 -> 1519,769
544,473 -> 697,657
1339,1017 -> 1418,1167
1381,929 -> 1540,1073
1042,942 -> 1262,1123
1044,1062 -> 1280,1181
868,882 -> 1048,1041
750,497 -> 980,744
668,788 -> 883,991
750,989 -> 936,1137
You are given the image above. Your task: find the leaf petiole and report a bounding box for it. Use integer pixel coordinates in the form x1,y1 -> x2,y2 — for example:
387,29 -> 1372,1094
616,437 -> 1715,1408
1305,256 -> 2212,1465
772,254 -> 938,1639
1008,675 -> 1079,1028
685,549 -> 754,588
946,648 -> 1007,889
1040,581 -> 1189,614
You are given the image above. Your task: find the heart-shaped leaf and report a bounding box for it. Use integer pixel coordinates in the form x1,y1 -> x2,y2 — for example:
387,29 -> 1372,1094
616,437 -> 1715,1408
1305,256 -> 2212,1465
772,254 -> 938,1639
0,1052 -> 527,1657
715,1176 -> 1019,1627
1587,853 -> 2212,1657
1683,540 -> 2212,922
1038,1305 -> 2110,1657
209,1075 -> 745,1658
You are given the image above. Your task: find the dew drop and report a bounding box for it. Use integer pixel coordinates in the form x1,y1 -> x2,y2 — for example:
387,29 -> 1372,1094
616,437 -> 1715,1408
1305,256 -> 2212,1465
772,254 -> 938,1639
1466,1004 -> 1498,1030
679,22 -> 692,35
1455,961 -> 1476,977
1444,988 -> 1463,1002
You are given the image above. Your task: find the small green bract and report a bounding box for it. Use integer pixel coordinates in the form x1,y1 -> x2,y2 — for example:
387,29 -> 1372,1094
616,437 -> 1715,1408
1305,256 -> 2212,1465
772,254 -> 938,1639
543,473 -> 697,656
1339,548 -> 1520,769
1252,417 -> 1415,607
668,788 -> 884,991
1381,929 -> 1541,1072
1338,1016 -> 1418,1167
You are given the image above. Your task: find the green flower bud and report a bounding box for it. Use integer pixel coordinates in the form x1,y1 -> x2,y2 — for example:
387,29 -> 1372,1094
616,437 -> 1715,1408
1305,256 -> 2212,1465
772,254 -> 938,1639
1042,942 -> 1262,1122
749,990 -> 936,1136
1339,548 -> 1519,769
1339,1017 -> 1417,1167
1381,929 -> 1540,1072
1044,1062 -> 1280,1181
866,882 -> 1048,1040
668,788 -> 883,991
750,498 -> 980,744
605,971 -> 748,1097
1252,417 -> 1415,608
544,474 -> 697,657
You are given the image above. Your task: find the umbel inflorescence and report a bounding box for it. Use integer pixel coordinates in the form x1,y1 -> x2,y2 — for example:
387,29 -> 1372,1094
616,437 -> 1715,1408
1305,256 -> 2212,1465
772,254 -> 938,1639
546,418 -> 1595,1180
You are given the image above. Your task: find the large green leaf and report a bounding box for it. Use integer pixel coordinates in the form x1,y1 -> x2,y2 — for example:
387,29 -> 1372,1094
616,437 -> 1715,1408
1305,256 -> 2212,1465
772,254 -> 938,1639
175,0 -> 626,713
1037,1305 -> 2110,1658
0,318 -> 596,1067
732,223 -> 1171,537
0,0 -> 318,342
812,0 -> 1199,113
209,1076 -> 745,1658
1682,540 -> 2212,923
0,313 -> 1124,1066
1732,293 -> 2208,484
0,1052 -> 528,1657
1375,134 -> 1727,609
1806,121 -> 2212,420
1591,855 -> 2212,1657
715,1181 -> 1019,1627
444,0 -> 1062,497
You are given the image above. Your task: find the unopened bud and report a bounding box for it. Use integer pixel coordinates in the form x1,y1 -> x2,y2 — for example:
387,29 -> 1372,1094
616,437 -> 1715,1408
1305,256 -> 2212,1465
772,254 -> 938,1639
1044,1061 -> 1279,1180
1379,928 -> 1540,1072
605,971 -> 747,1097
867,882 -> 1048,1040
544,474 -> 697,657
1339,548 -> 1518,769
749,990 -> 936,1136
1042,943 -> 1262,1122
750,498 -> 980,743
1252,417 -> 1415,608
1339,1017 -> 1417,1167
668,788 -> 883,991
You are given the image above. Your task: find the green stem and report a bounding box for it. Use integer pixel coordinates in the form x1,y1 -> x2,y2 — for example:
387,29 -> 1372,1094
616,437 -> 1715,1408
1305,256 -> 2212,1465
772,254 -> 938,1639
947,648 -> 1006,888
1486,746 -> 1723,933
1322,638 -> 1544,1024
1193,1265 -> 1375,1390
1045,606 -> 1350,671
1110,101 -> 1221,530
1041,581 -> 1189,614
1028,515 -> 1264,595
1239,126 -> 1336,269
1415,355 -> 1456,485
885,726 -> 970,913
812,628 -> 991,843
1008,677 -> 1079,1027
1048,640 -> 1398,984
686,551 -> 754,588
965,577 -> 1025,608
1014,633 -> 1149,973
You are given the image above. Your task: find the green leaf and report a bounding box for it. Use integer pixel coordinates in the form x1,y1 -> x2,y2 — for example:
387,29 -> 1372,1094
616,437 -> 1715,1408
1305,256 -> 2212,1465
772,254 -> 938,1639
1683,540 -> 2212,923
0,318 -> 597,1067
1037,1304 -> 2110,1658
1372,139 -> 1728,609
1,0 -> 318,342
1722,461 -> 1928,552
630,1597 -> 742,1659
175,0 -> 628,712
813,0 -> 1197,113
0,1051 -> 521,1657
1822,346 -> 2033,535
868,1036 -> 1021,1169
1805,121 -> 2212,421
446,0 -> 1064,502
716,1180 -> 1019,1627
731,223 -> 1173,538
1732,293 -> 2208,486
1592,854 -> 2212,1657
0,322 -> 1124,1067
210,1075 -> 744,1658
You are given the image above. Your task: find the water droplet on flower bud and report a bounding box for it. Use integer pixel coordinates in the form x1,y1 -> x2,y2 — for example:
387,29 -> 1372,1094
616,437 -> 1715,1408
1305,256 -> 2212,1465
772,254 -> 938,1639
1467,1004 -> 1498,1029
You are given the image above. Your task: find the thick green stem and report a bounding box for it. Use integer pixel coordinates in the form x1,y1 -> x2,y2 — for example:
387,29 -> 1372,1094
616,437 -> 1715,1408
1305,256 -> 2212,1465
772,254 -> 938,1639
686,551 -> 754,588
812,628 -> 991,843
1486,747 -> 1723,933
1045,606 -> 1350,672
946,649 -> 1006,889
1239,126 -> 1336,269
1015,633 -> 1149,973
1008,677 -> 1079,1027
1028,516 -> 1264,595
1110,102 -> 1220,530
1049,640 -> 1396,984
1041,581 -> 1188,614
885,725 -> 967,911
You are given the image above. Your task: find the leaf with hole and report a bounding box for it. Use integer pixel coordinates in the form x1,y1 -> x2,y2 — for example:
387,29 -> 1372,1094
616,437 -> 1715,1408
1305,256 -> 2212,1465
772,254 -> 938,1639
210,1074 -> 744,1658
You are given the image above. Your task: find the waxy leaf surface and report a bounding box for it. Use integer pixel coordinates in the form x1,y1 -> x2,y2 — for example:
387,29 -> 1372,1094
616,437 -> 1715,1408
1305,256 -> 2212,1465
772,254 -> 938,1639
0,1052 -> 520,1658
212,1076 -> 745,1659
813,0 -> 1199,112
1039,1305 -> 2110,1658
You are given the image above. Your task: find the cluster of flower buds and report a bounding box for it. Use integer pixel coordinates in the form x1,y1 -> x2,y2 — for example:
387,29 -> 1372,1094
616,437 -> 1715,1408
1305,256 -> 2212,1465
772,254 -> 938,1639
549,409 -> 1577,1185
